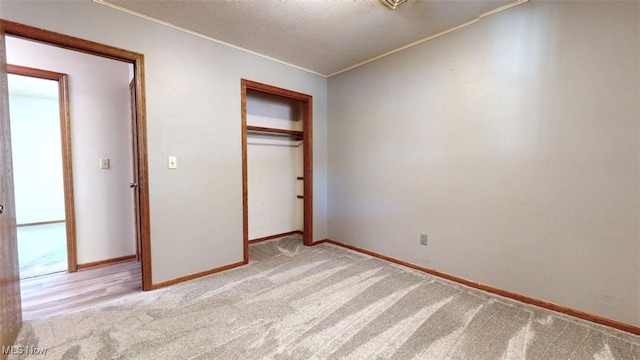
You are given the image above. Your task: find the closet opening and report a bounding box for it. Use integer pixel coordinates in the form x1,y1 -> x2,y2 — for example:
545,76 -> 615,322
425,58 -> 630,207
241,80 -> 313,262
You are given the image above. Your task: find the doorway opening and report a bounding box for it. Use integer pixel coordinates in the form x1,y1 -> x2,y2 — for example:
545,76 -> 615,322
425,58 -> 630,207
7,65 -> 75,279
0,21 -> 152,329
0,20 -> 151,293
3,31 -> 148,320
241,80 -> 313,262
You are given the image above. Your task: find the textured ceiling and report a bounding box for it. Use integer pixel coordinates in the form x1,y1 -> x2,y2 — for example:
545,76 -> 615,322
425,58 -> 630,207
100,0 -> 520,76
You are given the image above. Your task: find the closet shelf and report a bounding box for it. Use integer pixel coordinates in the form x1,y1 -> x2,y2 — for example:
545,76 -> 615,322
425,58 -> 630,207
247,125 -> 303,139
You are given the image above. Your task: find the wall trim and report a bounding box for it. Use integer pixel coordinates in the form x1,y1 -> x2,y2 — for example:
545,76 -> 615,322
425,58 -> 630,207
77,254 -> 137,270
249,230 -> 303,244
16,220 -> 65,227
91,0 -> 325,77
326,0 -> 528,77
91,0 -> 527,78
314,239 -> 640,336
150,261 -> 246,290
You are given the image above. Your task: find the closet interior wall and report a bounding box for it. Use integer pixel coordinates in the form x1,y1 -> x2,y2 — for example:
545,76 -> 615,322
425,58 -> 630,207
246,90 -> 304,240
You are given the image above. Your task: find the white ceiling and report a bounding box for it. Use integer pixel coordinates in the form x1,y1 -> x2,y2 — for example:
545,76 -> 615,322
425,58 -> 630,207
99,0 -> 523,77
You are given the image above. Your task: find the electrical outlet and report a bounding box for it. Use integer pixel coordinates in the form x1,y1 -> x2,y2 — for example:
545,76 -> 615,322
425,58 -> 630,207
100,158 -> 110,169
420,233 -> 428,246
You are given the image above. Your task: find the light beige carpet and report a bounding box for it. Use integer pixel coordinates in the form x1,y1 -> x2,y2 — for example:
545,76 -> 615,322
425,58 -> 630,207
9,236 -> 640,359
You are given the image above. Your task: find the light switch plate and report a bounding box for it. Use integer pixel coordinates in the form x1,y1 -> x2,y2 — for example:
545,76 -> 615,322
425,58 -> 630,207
100,158 -> 110,169
168,156 -> 177,169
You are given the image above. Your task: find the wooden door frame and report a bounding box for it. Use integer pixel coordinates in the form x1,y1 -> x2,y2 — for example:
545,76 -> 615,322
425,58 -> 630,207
241,79 -> 313,262
0,19 -> 153,291
0,19 -> 22,357
129,79 -> 142,261
6,64 -> 78,272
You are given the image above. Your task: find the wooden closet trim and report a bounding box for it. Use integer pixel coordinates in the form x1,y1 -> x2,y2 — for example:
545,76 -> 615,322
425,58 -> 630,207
241,79 -> 313,263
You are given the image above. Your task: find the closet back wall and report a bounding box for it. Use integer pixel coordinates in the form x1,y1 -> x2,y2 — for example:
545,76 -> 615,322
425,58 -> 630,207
247,91 -> 303,239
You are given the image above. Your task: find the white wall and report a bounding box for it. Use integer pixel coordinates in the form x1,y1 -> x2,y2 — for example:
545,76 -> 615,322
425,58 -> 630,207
247,91 -> 303,131
6,37 -> 136,264
328,1 -> 640,327
247,138 -> 302,238
8,80 -> 65,224
247,91 -> 303,239
0,0 -> 328,283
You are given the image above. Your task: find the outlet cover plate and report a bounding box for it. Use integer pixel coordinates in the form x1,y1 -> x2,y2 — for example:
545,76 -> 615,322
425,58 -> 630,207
100,158 -> 110,169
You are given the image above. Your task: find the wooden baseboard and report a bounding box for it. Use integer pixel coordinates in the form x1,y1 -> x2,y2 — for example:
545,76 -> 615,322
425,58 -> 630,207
248,230 -> 303,244
152,231 -> 305,291
316,239 -> 640,336
77,254 -> 137,270
16,219 -> 65,227
150,261 -> 245,290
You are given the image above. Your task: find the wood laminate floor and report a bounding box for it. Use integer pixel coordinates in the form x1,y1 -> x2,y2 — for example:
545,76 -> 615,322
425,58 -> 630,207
20,260 -> 142,322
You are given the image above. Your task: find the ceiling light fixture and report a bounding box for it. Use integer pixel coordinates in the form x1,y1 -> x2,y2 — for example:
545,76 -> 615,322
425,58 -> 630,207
380,0 -> 409,10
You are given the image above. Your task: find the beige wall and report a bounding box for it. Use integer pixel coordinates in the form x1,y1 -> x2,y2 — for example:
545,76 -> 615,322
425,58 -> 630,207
328,1 -> 640,326
0,0 -> 328,283
7,37 -> 136,264
3,0 -> 637,328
